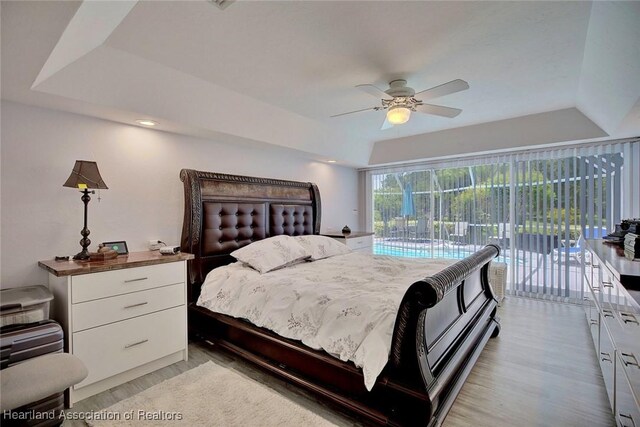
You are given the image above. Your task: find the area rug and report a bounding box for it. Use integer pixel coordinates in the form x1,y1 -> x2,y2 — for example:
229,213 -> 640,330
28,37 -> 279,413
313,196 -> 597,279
87,361 -> 338,426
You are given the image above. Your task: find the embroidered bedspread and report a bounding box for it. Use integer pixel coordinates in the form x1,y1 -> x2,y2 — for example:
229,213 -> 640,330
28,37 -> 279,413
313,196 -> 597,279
197,252 -> 456,390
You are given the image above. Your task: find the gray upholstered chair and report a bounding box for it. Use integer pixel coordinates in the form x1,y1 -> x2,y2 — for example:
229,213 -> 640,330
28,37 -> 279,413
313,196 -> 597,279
0,353 -> 87,412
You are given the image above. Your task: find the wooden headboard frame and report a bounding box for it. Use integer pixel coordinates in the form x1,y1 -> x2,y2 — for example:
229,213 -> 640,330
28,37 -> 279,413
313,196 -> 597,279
180,169 -> 321,301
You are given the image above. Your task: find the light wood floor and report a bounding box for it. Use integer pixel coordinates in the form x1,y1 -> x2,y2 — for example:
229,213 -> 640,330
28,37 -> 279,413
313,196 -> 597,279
67,298 -> 614,426
443,297 -> 613,427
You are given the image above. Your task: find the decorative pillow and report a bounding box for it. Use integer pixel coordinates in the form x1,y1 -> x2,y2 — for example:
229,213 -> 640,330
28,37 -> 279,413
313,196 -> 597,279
294,235 -> 352,261
231,236 -> 309,273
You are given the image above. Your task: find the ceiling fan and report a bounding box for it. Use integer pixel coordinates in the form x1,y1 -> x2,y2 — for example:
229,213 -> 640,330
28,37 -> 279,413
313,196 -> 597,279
331,79 -> 469,130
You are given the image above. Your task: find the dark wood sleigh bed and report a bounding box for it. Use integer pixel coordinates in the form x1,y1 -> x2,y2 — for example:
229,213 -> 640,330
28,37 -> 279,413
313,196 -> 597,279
180,169 -> 501,427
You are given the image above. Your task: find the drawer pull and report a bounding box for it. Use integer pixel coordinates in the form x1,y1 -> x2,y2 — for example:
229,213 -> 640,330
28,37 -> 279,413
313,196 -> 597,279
123,302 -> 148,309
621,352 -> 639,368
600,352 -> 612,363
590,319 -> 599,326
124,277 -> 148,283
621,312 -> 639,325
602,309 -> 614,318
124,339 -> 149,349
602,281 -> 614,288
618,413 -> 636,427
592,264 -> 600,269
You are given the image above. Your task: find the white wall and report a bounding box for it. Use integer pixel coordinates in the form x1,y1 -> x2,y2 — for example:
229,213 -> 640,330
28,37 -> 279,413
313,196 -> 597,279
1,101 -> 361,288
368,108 -> 607,165
576,1 -> 640,136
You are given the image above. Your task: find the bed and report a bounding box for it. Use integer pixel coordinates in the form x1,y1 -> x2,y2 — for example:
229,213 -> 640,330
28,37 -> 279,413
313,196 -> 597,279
180,169 -> 501,427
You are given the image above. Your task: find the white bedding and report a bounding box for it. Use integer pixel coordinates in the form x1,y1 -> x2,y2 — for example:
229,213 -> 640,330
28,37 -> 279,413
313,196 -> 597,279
197,252 -> 456,390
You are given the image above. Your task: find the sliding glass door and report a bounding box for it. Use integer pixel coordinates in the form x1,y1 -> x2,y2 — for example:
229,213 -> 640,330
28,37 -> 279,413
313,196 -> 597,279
368,140 -> 638,302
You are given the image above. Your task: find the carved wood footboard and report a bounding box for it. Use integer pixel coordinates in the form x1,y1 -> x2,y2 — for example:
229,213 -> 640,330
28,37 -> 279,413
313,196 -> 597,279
395,244 -> 501,424
180,169 -> 501,426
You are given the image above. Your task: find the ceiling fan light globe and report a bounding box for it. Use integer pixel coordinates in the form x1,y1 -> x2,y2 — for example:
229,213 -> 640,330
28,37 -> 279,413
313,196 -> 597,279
387,107 -> 411,125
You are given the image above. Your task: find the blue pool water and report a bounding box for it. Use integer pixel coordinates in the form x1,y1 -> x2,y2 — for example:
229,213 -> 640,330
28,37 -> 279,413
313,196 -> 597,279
373,243 -> 515,265
373,244 -> 475,259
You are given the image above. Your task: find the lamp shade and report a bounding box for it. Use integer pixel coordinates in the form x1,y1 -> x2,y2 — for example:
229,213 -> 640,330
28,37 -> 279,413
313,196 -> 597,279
387,107 -> 411,125
63,161 -> 108,189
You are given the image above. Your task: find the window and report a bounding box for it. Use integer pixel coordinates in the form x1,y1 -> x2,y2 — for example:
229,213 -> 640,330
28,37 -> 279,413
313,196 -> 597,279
366,140 -> 639,302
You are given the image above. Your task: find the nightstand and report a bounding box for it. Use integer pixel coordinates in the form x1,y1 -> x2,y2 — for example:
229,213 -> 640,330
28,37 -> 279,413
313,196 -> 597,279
38,251 -> 193,405
321,232 -> 374,253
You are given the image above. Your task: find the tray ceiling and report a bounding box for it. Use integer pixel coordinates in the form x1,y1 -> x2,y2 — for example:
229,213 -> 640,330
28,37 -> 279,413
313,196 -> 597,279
2,1 -> 638,166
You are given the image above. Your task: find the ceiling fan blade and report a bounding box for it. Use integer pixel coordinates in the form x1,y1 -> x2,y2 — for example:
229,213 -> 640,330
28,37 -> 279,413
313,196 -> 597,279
330,106 -> 379,118
415,103 -> 462,118
380,115 -> 394,130
356,84 -> 393,99
415,79 -> 469,100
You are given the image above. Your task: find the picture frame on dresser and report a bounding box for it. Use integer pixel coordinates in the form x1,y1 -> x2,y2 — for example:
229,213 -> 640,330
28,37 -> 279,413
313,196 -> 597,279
101,240 -> 129,255
38,251 -> 193,406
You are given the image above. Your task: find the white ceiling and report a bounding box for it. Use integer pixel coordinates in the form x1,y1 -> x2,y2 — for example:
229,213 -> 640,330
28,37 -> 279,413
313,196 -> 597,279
2,1 -> 639,166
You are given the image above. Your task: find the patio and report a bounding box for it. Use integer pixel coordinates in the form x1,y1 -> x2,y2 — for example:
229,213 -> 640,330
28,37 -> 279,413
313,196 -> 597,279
373,237 -> 587,301
371,151 -> 624,302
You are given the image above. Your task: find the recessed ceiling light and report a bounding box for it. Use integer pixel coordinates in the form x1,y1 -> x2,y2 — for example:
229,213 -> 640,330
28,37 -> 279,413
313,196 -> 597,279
136,119 -> 157,126
327,160 -> 337,163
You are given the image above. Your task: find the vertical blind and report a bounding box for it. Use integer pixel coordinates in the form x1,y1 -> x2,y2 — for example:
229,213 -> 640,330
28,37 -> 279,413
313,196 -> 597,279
366,139 -> 639,303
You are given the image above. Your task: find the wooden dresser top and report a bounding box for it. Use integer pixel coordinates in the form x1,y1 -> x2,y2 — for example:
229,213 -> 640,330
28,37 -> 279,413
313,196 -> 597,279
38,251 -> 194,277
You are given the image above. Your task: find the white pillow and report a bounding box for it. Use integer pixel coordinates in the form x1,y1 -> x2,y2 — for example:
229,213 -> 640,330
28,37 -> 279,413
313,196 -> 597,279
231,236 -> 309,273
294,235 -> 352,261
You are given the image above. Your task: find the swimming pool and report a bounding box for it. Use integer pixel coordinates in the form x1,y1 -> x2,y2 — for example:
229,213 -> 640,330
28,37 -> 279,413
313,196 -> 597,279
373,244 -> 474,259
373,243 -> 513,264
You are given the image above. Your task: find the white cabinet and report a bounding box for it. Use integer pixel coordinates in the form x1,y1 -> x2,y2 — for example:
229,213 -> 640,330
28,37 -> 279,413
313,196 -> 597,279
584,240 -> 640,425
40,252 -> 192,405
322,232 -> 374,253
616,352 -> 640,427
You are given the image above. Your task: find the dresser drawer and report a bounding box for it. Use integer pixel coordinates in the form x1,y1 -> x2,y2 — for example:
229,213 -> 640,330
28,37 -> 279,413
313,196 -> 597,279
600,315 -> 616,408
72,262 -> 184,303
346,235 -> 373,251
73,306 -> 186,388
616,353 -> 640,427
72,283 -> 185,332
584,285 -> 600,348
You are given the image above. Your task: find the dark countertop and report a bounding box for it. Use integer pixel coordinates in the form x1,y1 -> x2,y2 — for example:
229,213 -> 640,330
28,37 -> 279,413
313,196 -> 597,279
586,239 -> 640,289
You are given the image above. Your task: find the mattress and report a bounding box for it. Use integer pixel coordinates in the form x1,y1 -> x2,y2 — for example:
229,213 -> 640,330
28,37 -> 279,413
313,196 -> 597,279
197,252 -> 456,390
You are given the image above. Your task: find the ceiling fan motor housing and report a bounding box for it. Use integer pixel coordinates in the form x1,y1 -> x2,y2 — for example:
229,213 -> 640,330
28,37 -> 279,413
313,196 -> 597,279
385,79 -> 416,97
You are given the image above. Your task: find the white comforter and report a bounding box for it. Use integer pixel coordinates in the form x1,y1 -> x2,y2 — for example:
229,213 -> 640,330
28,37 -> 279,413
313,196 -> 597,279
197,252 -> 456,390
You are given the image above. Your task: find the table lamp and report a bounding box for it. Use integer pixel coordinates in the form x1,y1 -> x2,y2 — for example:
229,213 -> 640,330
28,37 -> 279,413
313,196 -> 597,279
63,161 -> 108,260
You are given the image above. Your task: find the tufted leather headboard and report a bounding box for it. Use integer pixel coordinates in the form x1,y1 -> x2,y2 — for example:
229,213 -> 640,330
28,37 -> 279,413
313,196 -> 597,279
180,169 -> 321,301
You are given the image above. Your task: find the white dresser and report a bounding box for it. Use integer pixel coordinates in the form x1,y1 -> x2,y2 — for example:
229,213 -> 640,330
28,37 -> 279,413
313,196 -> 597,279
39,251 -> 193,404
322,232 -> 374,253
584,240 -> 640,426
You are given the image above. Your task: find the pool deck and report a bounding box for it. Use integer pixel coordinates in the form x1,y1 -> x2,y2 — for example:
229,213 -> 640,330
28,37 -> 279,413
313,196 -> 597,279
374,237 -> 586,301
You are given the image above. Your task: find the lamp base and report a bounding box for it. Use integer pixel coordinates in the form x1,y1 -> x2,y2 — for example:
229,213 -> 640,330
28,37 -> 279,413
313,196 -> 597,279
73,250 -> 90,261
